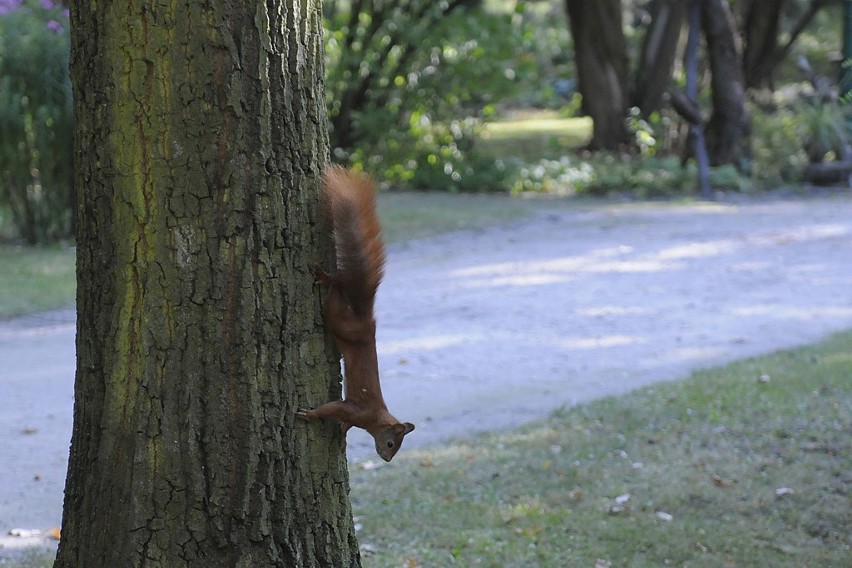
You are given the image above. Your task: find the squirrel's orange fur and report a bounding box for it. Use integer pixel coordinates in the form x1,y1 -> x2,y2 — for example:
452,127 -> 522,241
297,166 -> 414,462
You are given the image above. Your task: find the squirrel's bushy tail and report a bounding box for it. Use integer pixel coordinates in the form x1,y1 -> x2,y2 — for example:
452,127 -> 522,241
322,165 -> 386,317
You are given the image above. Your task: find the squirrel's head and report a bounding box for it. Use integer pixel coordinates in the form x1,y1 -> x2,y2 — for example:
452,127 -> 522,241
372,422 -> 415,462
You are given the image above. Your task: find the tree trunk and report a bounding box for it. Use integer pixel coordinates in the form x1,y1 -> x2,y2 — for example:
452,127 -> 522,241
684,0 -> 711,198
633,0 -> 687,116
702,0 -> 751,167
740,0 -> 785,90
565,0 -> 631,150
740,0 -> 838,91
57,2 -> 359,567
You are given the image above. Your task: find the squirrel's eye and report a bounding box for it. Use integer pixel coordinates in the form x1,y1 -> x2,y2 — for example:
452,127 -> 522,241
386,440 -> 395,448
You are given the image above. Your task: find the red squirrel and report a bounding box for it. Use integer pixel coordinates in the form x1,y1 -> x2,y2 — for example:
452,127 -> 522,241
297,166 -> 415,462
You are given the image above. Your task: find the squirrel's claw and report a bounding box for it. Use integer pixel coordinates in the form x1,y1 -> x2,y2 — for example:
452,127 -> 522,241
312,264 -> 334,285
296,408 -> 312,419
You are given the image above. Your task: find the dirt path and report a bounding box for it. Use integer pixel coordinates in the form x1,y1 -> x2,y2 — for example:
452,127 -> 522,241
3,194 -> 852,552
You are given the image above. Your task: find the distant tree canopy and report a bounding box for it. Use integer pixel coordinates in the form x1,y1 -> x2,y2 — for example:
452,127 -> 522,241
324,0 -> 840,175
324,0 -> 476,153
323,0 -> 530,188
0,0 -> 845,244
740,0 -> 841,90
562,0 -> 839,164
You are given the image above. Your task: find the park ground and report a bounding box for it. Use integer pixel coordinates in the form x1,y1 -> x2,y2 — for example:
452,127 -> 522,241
1,191 -> 851,566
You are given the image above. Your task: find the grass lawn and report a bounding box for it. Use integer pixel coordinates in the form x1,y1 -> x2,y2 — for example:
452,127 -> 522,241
377,191 -> 553,243
479,112 -> 592,162
0,244 -> 75,320
350,331 -> 852,567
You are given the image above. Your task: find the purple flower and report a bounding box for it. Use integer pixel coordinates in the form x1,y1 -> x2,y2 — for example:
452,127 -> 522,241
0,0 -> 23,16
40,0 -> 54,9
46,19 -> 63,33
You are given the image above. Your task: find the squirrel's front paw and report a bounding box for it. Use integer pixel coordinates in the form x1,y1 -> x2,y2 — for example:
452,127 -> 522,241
296,408 -> 313,419
311,265 -> 333,284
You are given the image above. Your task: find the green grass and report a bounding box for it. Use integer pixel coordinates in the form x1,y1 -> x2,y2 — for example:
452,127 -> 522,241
0,244 -> 75,319
377,191 -> 551,242
479,112 -> 592,161
350,332 -> 852,567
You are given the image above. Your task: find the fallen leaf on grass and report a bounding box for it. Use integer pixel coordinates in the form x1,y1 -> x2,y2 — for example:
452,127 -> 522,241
801,443 -> 838,456
774,487 -> 795,497
711,473 -> 734,487
695,542 -> 711,553
514,525 -> 543,537
609,494 -> 632,515
655,511 -> 673,522
595,560 -> 611,568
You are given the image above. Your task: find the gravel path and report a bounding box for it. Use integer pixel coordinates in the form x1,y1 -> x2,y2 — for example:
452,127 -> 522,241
3,194 -> 852,552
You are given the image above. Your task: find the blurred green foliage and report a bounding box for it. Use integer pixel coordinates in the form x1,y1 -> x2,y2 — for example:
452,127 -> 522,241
0,0 -> 72,244
0,0 -> 849,248
324,1 -> 540,190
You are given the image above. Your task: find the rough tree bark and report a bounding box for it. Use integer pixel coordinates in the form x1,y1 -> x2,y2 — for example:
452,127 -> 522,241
564,0 -> 631,150
702,0 -> 751,167
56,2 -> 359,567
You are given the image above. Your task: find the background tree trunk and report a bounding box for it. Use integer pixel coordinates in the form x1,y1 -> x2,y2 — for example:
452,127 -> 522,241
740,0 -> 838,91
633,0 -> 687,116
702,0 -> 751,167
56,2 -> 359,567
740,0 -> 785,90
564,0 -> 631,150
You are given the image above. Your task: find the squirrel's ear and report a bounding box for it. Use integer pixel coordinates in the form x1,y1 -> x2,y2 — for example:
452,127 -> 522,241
403,422 -> 415,434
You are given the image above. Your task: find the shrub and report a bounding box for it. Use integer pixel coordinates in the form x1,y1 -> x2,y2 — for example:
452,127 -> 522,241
509,153 -> 751,197
325,2 -> 534,191
0,0 -> 72,244
750,104 -> 808,186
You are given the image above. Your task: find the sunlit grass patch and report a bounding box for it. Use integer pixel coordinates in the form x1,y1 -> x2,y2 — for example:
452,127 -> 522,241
0,244 -> 75,319
480,112 -> 592,162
